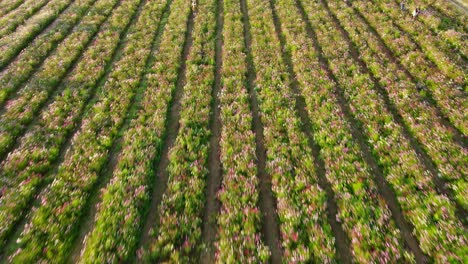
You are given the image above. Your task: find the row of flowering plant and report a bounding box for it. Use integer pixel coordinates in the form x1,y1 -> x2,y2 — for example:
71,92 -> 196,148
276,0 -> 411,262
370,0 -> 467,86
305,0 -> 467,261
330,0 -> 466,217
215,0 -> 268,261
411,0 -> 467,55
0,0 -> 73,68
349,0 -> 468,209
0,0 -> 123,248
0,0 -> 121,158
0,0 -> 50,38
79,0 -> 191,261
0,0 -> 25,17
6,0 -> 167,260
351,0 -> 467,134
329,0 -> 467,215
247,0 -> 340,261
0,0 -> 98,100
144,0 -> 217,261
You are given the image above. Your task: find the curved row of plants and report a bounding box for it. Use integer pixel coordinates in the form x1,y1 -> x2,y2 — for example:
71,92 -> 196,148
4,0 -> 170,260
302,0 -> 467,261
0,0 -> 134,249
215,0 -> 267,261
78,0 -> 192,261
0,0 -> 50,39
274,0 -> 412,262
0,0 -> 121,158
143,0 -> 217,261
350,0 -> 467,134
344,0 -> 468,209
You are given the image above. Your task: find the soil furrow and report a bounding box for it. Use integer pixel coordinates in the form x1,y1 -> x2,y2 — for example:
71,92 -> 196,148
65,1 -> 173,262
330,0 -> 467,225
200,0 -> 223,262
0,0 -> 139,256
267,0 -> 353,262
136,6 -> 195,252
239,0 -> 283,262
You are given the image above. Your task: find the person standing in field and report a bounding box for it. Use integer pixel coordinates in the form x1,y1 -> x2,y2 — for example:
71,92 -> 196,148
192,0 -> 197,11
412,7 -> 420,18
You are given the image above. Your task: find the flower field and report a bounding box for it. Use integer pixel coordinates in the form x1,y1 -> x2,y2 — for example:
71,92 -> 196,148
0,0 -> 466,262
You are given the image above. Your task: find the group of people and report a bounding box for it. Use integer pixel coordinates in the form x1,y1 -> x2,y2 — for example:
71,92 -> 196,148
343,0 -> 424,18
400,2 -> 423,18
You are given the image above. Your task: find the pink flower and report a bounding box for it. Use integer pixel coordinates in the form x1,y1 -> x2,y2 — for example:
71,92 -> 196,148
291,232 -> 299,242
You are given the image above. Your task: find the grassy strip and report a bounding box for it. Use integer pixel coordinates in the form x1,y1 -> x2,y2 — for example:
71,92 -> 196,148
245,0 -> 343,261
0,0 -> 75,69
402,0 -> 467,62
329,0 -> 467,222
0,0 -> 97,107
0,0 -> 99,105
349,0 -> 467,134
415,0 -> 468,34
0,0 -> 25,17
